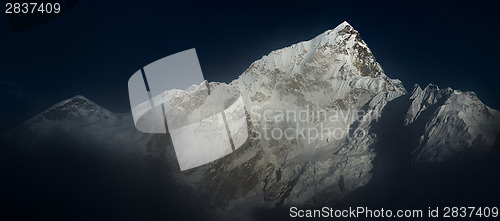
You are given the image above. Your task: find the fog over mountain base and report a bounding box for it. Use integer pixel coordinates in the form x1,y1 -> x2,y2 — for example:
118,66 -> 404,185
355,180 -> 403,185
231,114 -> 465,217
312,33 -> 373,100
1,22 -> 499,221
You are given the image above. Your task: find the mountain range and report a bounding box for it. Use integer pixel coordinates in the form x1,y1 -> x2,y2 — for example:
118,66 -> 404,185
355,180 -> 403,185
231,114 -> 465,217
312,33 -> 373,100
2,22 -> 499,221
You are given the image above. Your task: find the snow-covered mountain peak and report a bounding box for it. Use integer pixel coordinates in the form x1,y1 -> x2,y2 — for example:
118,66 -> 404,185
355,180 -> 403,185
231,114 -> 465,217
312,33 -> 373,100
340,20 -> 351,27
308,20 -> 358,45
3,95 -> 131,147
224,22 -> 408,206
403,83 -> 500,162
237,21 -> 385,82
38,95 -> 115,121
10,95 -> 116,129
51,95 -> 96,109
235,22 -> 405,109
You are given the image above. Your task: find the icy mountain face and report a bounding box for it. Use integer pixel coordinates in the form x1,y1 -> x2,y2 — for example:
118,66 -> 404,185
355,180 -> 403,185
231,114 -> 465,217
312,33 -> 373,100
405,84 -> 500,163
205,21 -> 407,208
235,21 -> 405,109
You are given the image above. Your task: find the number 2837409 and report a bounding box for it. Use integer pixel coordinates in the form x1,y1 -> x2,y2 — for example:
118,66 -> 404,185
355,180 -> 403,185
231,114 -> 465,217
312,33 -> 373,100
5,2 -> 61,14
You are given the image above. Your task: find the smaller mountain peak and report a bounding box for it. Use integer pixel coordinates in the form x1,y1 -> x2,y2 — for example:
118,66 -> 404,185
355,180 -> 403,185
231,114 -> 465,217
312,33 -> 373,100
38,95 -> 112,121
411,84 -> 423,93
71,95 -> 90,101
424,83 -> 439,91
444,87 -> 453,93
53,95 -> 96,109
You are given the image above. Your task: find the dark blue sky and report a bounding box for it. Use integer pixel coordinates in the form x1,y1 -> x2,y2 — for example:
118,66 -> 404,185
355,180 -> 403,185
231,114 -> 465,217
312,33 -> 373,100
1,0 -> 499,132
